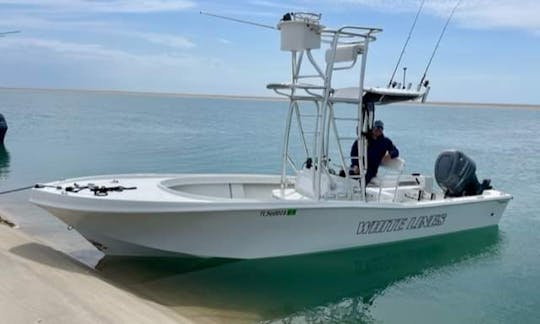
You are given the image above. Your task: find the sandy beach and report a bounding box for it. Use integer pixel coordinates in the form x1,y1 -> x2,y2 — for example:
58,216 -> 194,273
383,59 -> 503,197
0,198 -> 261,324
0,204 -> 192,324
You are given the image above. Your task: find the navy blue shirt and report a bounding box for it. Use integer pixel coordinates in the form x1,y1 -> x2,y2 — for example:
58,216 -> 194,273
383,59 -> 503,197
350,135 -> 399,183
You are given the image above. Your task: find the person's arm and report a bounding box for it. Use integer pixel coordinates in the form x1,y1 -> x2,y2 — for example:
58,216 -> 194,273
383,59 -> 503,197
387,139 -> 399,158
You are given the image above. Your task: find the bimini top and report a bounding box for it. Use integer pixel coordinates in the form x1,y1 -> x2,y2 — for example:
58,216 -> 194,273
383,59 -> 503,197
266,83 -> 426,105
334,86 -> 425,104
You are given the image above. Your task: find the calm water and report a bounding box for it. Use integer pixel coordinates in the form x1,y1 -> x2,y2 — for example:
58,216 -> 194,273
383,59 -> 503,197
0,88 -> 539,323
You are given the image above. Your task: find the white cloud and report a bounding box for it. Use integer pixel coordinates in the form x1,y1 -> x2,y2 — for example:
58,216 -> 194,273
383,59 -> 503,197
0,37 -> 203,66
455,1 -> 540,32
0,0 -> 195,13
0,37 -> 135,61
0,15 -> 120,31
0,36 -> 239,94
322,0 -> 540,34
124,32 -> 195,49
218,38 -> 232,45
201,0 -> 540,36
248,0 -> 307,11
0,17 -> 195,50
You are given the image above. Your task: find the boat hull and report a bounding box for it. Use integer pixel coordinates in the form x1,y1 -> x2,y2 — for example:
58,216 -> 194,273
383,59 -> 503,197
34,192 -> 511,259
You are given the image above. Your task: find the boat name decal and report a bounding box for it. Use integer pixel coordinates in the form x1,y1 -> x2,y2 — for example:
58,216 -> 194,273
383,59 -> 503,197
356,213 -> 447,235
260,209 -> 297,217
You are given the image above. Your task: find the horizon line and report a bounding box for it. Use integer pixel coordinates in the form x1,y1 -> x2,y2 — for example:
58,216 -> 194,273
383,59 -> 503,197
0,86 -> 539,110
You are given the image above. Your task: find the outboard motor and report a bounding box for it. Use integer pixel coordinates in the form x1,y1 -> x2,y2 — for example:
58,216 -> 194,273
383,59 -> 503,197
434,150 -> 492,197
0,114 -> 7,144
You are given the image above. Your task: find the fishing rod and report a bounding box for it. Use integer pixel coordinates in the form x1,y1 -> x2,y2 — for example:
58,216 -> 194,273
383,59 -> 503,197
0,184 -> 60,195
0,185 -> 35,195
419,0 -> 462,86
0,183 -> 137,197
388,0 -> 426,88
0,30 -> 21,37
199,11 -> 277,30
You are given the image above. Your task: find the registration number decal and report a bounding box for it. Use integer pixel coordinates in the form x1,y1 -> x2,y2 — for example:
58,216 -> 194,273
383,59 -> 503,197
260,209 -> 297,217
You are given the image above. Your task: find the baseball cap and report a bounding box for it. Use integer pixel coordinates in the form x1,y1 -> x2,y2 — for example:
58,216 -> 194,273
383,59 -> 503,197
374,120 -> 384,130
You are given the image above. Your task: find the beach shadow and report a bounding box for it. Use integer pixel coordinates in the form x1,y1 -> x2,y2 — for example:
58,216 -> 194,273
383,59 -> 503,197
10,242 -> 96,275
97,227 -> 502,322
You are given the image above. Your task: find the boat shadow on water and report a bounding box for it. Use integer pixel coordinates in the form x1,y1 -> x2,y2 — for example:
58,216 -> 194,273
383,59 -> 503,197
0,144 -> 10,180
97,227 -> 502,322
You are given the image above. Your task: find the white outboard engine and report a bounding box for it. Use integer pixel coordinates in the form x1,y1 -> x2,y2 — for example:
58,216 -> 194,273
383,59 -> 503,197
434,150 -> 492,197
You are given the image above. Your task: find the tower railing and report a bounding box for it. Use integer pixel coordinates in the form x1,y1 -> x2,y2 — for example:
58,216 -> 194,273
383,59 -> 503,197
268,13 -> 382,200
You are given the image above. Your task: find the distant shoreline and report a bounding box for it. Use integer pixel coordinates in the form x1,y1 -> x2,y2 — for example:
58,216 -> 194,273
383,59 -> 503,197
1,87 -> 539,110
402,101 -> 540,110
0,87 -> 285,102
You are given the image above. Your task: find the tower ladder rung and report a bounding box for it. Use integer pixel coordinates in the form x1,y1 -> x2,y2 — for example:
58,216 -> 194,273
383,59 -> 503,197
333,117 -> 360,121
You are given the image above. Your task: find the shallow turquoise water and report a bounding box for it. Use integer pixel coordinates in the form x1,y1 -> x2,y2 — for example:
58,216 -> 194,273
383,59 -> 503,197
0,88 -> 539,323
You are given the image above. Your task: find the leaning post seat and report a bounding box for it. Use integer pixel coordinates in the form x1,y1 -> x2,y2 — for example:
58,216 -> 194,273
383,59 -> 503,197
369,157 -> 405,202
368,157 -> 405,186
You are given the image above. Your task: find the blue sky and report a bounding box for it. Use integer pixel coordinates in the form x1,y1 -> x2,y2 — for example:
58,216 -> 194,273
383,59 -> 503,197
0,0 -> 539,104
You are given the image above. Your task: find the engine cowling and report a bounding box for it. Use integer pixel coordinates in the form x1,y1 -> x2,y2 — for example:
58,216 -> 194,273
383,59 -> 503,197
434,150 -> 491,197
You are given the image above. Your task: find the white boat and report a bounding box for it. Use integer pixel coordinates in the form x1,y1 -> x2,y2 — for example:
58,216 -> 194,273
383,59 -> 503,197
30,13 -> 512,259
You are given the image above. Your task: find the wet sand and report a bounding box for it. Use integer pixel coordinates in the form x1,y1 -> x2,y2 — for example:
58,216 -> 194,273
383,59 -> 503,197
0,210 -> 190,323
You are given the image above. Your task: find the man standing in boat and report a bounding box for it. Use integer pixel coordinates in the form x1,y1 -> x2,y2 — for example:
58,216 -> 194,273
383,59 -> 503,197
350,120 -> 399,184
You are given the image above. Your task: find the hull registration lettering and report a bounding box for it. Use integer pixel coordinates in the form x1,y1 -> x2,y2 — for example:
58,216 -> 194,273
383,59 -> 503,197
260,209 -> 297,217
356,213 -> 447,235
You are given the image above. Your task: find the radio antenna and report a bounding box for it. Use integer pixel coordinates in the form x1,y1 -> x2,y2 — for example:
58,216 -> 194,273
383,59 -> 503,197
388,0 -> 426,87
420,0 -> 462,86
200,11 -> 277,30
